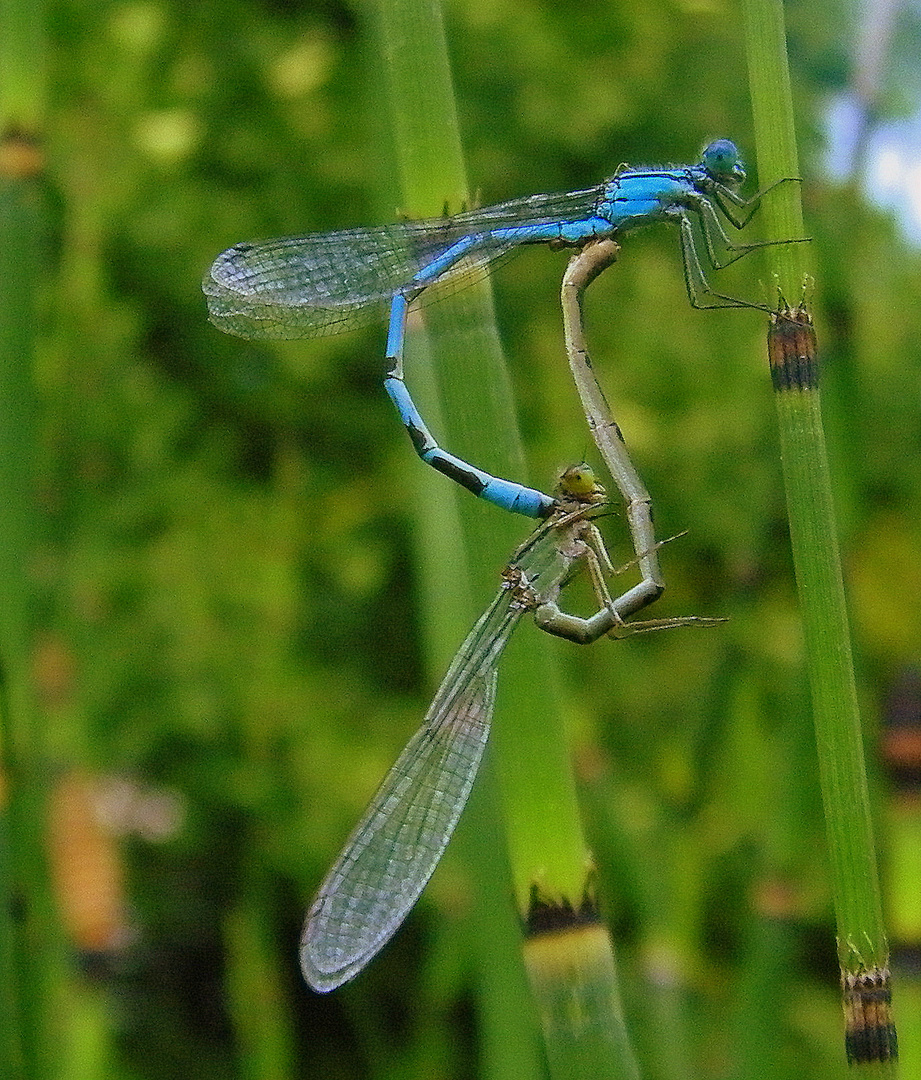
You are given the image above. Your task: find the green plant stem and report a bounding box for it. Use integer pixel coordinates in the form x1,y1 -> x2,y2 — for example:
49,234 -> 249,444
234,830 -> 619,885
377,0 -> 583,905
0,0 -> 68,1073
225,857 -> 297,1080
0,112 -> 62,1080
376,1 -> 640,1076
742,0 -> 896,1066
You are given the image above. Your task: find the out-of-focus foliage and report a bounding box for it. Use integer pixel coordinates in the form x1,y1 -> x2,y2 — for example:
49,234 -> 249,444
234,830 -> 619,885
29,0 -> 921,1076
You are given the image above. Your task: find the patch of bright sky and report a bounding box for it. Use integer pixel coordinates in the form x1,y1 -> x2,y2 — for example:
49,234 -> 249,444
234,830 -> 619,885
823,0 -> 921,244
825,93 -> 921,245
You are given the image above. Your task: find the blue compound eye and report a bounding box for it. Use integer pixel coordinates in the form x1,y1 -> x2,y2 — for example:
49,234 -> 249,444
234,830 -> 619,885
702,139 -> 745,183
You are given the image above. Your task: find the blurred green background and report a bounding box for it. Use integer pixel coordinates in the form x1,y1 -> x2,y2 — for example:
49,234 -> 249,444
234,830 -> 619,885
7,0 -> 921,1076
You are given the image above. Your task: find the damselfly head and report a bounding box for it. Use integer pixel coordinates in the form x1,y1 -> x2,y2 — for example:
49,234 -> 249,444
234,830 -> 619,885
556,463 -> 606,503
701,139 -> 746,186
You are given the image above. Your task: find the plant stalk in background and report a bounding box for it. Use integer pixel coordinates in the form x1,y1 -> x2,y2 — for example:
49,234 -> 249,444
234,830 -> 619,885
376,0 -> 642,1076
743,0 -> 897,1066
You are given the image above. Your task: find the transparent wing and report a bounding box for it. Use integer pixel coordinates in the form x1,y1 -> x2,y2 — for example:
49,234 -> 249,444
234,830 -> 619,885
203,185 -> 604,341
204,223 -> 445,339
300,592 -> 523,992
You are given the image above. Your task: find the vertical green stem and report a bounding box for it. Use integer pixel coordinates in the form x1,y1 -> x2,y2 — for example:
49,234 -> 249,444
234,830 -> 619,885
376,1 -> 640,1075
741,0 -> 804,299
742,0 -> 896,1066
225,857 -> 297,1080
0,155 -> 33,1080
0,1 -> 65,1076
375,8 -> 544,1080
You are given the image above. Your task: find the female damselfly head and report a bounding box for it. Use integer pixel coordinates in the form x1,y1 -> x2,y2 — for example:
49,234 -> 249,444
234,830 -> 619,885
555,463 -> 606,504
700,139 -> 746,187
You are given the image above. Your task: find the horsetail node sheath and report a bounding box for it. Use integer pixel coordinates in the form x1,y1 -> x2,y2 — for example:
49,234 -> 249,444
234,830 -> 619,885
204,141 -> 795,518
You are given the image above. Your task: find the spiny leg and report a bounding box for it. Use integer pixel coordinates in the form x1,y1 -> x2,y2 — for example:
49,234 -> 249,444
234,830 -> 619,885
676,214 -> 812,316
686,193 -> 808,273
533,516 -> 725,643
710,175 -> 803,230
676,216 -> 771,311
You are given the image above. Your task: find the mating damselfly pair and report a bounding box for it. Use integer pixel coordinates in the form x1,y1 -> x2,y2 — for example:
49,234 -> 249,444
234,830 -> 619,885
204,139 -> 804,520
203,139 -> 804,990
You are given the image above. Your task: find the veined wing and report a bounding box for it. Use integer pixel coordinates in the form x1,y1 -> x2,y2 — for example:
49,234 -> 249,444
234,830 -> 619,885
204,223 -> 442,339
432,182 -> 604,234
203,185 -> 605,341
300,587 -> 524,992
